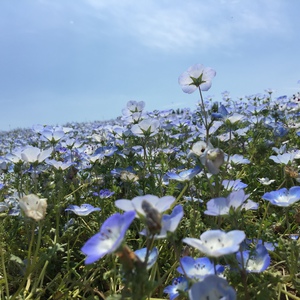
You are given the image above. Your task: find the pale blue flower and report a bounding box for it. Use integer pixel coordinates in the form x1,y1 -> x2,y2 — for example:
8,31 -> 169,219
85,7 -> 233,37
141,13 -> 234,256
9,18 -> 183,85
228,154 -> 250,165
65,204 -> 101,216
188,275 -> 236,300
115,194 -> 175,218
236,244 -> 270,273
93,189 -> 115,199
183,229 -> 245,257
204,189 -> 258,216
222,179 -> 248,191
166,166 -> 201,182
177,256 -> 224,281
81,211 -> 136,264
269,152 -> 296,165
178,64 -> 216,93
262,186 -> 300,207
131,118 -> 160,137
164,277 -> 189,300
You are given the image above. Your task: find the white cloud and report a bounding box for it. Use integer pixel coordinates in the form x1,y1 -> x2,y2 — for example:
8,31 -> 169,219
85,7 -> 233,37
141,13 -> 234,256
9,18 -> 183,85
83,0 -> 291,52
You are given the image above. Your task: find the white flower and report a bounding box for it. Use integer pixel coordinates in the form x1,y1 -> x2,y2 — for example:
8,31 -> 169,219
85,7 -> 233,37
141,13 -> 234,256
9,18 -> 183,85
131,118 -> 160,137
21,146 -> 52,163
19,194 -> 47,221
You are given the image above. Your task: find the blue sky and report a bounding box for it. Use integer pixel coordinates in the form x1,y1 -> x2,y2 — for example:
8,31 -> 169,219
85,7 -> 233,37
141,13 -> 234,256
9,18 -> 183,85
0,0 -> 299,131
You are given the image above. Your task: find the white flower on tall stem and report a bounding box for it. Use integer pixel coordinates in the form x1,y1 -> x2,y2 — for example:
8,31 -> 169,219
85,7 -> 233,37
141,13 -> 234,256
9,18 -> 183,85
178,64 -> 216,93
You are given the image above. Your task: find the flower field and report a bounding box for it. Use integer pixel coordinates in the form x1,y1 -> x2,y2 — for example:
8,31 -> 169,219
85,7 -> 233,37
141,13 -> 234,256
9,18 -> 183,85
1,64 -> 300,299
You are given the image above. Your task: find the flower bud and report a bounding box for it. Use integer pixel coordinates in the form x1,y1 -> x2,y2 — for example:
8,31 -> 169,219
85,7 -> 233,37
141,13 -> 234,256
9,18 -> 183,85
205,148 -> 225,175
19,194 -> 47,221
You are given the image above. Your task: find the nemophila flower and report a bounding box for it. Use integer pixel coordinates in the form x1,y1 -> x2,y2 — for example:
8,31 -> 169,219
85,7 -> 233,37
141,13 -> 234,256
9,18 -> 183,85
19,194 -> 47,221
131,118 -> 160,137
227,154 -> 250,165
272,144 -> 287,154
262,186 -> 300,207
269,152 -> 296,165
94,146 -> 118,157
222,179 -> 248,191
188,275 -> 236,300
178,64 -> 216,93
46,159 -> 73,170
93,189 -> 115,199
258,177 -> 275,185
81,211 -> 136,264
134,247 -> 158,269
166,166 -> 201,182
115,194 -> 176,218
164,276 -> 189,300
212,104 -> 244,124
40,128 -> 65,143
65,204 -> 101,216
236,244 -> 270,273
183,229 -> 245,257
140,205 -> 184,239
274,125 -> 289,137
205,148 -> 225,175
122,100 -> 145,116
204,189 -> 258,216
177,256 -> 224,281
21,146 -> 52,163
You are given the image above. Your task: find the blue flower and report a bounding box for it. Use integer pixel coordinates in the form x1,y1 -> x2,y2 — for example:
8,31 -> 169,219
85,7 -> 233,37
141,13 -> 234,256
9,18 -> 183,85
236,244 -> 270,273
183,229 -> 245,257
269,152 -> 296,165
188,275 -> 236,300
166,166 -> 201,182
177,256 -> 224,281
204,189 -> 258,216
262,186 -> 300,207
81,211 -> 136,264
134,247 -> 158,269
164,277 -> 189,300
65,204 -> 101,216
222,179 -> 248,191
93,189 -> 115,199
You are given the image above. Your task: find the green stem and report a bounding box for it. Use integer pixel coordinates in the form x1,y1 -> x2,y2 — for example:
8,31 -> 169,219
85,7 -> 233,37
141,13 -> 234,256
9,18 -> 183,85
0,244 -> 10,298
257,202 -> 270,241
198,87 -> 209,142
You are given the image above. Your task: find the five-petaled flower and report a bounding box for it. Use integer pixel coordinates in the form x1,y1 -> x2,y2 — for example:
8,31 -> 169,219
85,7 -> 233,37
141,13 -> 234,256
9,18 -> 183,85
262,186 -> 300,207
163,277 -> 189,300
183,229 -> 245,257
204,189 -> 258,216
65,204 -> 101,216
81,211 -> 136,264
236,244 -> 270,273
178,64 -> 216,94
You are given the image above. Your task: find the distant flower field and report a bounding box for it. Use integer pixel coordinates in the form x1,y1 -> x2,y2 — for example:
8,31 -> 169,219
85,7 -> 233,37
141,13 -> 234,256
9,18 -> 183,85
1,64 -> 300,299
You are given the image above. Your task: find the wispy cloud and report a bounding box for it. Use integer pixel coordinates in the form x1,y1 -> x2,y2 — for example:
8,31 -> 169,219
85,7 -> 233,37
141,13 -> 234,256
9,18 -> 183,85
83,0 -> 291,52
